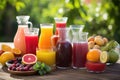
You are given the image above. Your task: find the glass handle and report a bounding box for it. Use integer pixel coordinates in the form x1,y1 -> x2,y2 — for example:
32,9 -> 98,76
27,21 -> 33,29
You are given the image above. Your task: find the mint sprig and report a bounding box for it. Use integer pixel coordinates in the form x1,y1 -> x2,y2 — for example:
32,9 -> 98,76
33,61 -> 51,75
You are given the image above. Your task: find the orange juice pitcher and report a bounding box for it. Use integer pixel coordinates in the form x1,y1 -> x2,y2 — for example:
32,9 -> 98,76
38,24 -> 53,49
14,16 -> 32,54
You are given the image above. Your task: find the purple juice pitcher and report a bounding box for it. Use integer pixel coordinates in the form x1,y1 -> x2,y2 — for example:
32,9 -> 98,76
56,28 -> 72,69
70,25 -> 88,69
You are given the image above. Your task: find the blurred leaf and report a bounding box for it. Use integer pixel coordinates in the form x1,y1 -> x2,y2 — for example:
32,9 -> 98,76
15,1 -> 25,11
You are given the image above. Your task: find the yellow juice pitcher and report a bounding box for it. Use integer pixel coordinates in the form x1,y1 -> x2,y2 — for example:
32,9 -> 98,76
38,23 -> 53,49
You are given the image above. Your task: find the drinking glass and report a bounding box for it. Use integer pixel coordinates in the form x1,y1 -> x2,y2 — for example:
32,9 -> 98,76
36,49 -> 56,68
24,28 -> 39,54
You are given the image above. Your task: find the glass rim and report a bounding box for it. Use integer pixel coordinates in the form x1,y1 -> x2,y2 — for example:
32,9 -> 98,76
40,23 -> 53,27
24,27 -> 39,30
79,32 -> 89,35
70,25 -> 84,28
54,17 -> 68,19
56,27 -> 70,30
16,15 -> 30,19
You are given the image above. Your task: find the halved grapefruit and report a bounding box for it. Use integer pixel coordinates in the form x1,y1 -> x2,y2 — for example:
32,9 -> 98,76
22,54 -> 37,65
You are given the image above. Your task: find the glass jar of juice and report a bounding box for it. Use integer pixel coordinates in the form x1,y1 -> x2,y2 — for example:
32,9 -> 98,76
56,28 -> 72,69
38,23 -> 53,49
14,16 -> 32,54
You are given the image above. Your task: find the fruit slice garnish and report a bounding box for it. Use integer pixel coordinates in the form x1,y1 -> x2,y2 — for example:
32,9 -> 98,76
100,51 -> 109,63
1,44 -> 12,51
12,48 -> 22,56
22,54 -> 37,65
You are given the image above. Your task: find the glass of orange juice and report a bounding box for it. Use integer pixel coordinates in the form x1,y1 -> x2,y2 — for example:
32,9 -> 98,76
36,49 -> 56,67
38,23 -> 53,49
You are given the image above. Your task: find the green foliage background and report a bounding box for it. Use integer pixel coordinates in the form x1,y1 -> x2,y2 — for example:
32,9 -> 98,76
0,0 -> 120,44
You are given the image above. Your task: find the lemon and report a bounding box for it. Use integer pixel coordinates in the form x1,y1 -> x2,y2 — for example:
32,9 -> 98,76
100,51 -> 109,63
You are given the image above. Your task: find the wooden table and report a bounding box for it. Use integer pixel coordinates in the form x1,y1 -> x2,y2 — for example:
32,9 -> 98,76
0,42 -> 120,80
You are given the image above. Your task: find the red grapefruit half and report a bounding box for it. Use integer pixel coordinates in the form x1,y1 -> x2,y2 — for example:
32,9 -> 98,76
22,54 -> 37,65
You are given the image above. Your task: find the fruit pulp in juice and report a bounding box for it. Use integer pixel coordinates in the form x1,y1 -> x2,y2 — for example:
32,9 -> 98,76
72,42 -> 88,68
55,23 -> 66,35
25,35 -> 38,54
14,25 -> 27,54
36,50 -> 56,66
56,41 -> 72,68
38,27 -> 53,49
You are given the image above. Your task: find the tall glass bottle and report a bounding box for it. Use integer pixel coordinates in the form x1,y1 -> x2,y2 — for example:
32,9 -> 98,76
56,28 -> 72,69
14,16 -> 32,54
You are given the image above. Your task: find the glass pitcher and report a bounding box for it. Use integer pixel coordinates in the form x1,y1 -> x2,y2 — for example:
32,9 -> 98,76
56,28 -> 72,69
72,32 -> 88,69
38,23 -> 53,49
14,15 -> 32,54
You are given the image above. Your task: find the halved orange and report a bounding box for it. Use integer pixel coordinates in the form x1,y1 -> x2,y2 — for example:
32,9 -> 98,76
12,48 -> 22,56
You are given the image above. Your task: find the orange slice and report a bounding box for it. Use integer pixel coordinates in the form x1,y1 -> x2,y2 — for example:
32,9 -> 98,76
1,44 -> 12,51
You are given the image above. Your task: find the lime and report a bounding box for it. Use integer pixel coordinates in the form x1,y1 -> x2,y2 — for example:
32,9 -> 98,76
108,49 -> 119,64
100,51 -> 109,63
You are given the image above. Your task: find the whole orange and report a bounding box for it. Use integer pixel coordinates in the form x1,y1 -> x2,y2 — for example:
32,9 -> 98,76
87,49 -> 101,62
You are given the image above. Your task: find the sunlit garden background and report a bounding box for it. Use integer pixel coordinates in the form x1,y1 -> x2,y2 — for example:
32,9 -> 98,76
0,0 -> 120,44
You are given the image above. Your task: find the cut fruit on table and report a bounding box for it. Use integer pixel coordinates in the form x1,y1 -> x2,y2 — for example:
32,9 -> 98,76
0,51 -> 15,65
22,54 -> 37,65
12,48 -> 22,56
100,51 -> 109,63
1,44 -> 12,51
100,50 -> 119,64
